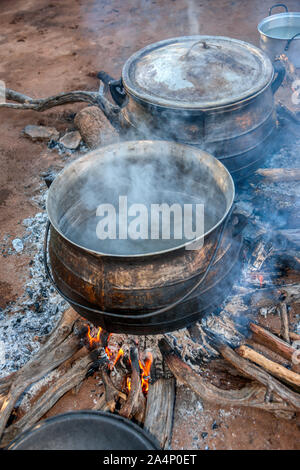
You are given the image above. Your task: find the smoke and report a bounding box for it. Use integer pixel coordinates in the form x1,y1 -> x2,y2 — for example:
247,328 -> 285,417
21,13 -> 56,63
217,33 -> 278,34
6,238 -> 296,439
57,142 -> 228,255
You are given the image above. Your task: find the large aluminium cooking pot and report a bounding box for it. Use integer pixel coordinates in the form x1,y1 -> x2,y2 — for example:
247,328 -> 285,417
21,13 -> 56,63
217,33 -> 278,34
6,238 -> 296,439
95,36 -> 285,181
258,4 -> 300,67
45,140 -> 236,334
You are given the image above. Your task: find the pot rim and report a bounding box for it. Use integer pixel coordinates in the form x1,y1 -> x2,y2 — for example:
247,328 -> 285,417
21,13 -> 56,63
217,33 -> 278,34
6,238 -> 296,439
258,12 -> 300,39
46,140 -> 235,259
122,35 -> 274,110
7,410 -> 159,450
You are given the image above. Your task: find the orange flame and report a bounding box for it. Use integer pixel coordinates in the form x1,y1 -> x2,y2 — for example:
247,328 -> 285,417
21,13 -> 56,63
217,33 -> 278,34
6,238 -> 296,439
87,325 -> 102,347
127,376 -> 131,392
139,351 -> 153,394
109,348 -> 124,370
258,274 -> 264,287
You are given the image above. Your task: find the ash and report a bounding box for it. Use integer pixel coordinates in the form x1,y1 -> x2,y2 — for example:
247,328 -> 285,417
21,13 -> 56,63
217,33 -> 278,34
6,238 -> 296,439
0,187 -> 67,378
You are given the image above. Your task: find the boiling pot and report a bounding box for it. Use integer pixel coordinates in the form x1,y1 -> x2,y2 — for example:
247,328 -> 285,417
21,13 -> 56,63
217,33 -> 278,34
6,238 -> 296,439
258,4 -> 300,67
95,36 -> 285,181
45,140 -> 236,334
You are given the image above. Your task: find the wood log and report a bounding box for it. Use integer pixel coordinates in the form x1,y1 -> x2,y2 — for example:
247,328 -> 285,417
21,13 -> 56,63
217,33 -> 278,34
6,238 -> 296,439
119,347 -> 146,423
0,87 -> 126,131
236,345 -> 300,388
144,378 -> 175,449
255,168 -> 300,183
219,344 -> 300,410
100,367 -> 126,413
250,323 -> 297,361
2,88 -> 99,111
0,324 -> 82,441
269,327 -> 300,342
159,339 -> 298,417
278,302 -> 290,344
1,349 -> 94,447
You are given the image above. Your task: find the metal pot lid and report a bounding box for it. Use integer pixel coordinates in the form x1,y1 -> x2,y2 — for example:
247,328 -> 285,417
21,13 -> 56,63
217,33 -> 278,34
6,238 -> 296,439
122,36 -> 274,109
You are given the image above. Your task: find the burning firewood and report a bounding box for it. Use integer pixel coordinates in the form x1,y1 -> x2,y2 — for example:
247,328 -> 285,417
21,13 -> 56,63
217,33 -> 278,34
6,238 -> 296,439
119,347 -> 146,423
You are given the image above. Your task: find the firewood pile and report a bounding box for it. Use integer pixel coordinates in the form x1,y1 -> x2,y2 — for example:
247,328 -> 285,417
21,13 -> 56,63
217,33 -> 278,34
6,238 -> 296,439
0,63 -> 300,449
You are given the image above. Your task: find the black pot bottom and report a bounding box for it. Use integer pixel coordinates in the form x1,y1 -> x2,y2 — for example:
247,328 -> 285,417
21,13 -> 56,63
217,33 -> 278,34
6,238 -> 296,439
65,233 -> 243,335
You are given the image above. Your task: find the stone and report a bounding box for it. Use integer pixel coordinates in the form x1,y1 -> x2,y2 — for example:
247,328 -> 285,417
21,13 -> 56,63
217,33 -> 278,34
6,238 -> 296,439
58,130 -> 82,150
23,125 -> 59,142
74,105 -> 118,149
12,238 -> 23,253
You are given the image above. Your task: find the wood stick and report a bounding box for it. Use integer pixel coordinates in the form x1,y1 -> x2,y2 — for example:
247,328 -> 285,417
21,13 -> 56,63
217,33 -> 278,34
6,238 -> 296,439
0,329 -> 82,441
0,87 -> 125,130
1,350 -> 94,447
279,302 -> 290,344
219,344 -> 300,409
269,327 -> 300,342
236,345 -> 300,388
2,88 -> 99,111
255,168 -> 300,182
250,323 -> 297,362
159,339 -> 298,417
101,367 -> 126,413
144,378 -> 175,449
119,347 -> 146,423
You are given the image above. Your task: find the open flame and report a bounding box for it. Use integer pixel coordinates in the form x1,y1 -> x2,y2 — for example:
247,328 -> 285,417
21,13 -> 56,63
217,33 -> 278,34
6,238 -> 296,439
126,351 -> 153,394
87,325 -> 101,347
85,325 -> 153,395
139,351 -> 153,393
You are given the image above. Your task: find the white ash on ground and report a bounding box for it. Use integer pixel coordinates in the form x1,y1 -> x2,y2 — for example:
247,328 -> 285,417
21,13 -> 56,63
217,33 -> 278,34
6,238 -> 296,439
0,191 -> 67,378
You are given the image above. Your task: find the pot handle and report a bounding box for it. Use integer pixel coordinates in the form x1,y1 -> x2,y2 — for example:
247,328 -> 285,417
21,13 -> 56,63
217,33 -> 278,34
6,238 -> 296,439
271,60 -> 286,94
285,33 -> 300,52
268,3 -> 288,15
97,71 -> 127,107
43,209 -> 235,321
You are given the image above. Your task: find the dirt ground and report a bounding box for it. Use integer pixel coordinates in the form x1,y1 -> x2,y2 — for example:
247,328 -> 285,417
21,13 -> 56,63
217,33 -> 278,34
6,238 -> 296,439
0,0 -> 299,450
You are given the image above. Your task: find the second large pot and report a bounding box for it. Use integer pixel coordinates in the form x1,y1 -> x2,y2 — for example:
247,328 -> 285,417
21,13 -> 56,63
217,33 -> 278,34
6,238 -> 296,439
97,36 -> 285,181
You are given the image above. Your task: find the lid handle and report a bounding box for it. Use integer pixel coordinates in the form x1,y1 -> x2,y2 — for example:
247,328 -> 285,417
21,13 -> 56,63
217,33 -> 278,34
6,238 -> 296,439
182,40 -> 220,60
269,4 -> 288,16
